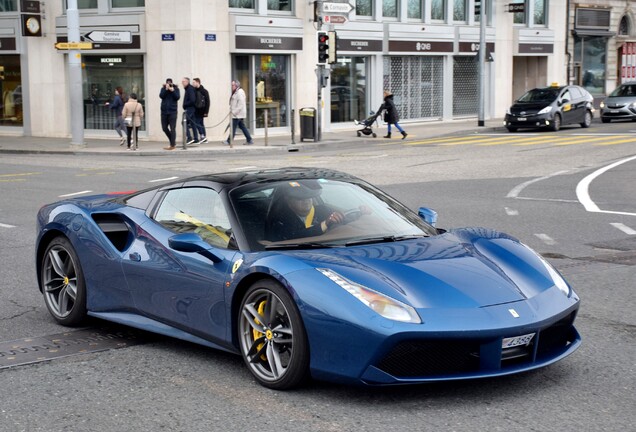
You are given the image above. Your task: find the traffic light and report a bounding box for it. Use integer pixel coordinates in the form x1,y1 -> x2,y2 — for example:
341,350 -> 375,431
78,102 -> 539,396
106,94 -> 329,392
317,31 -> 329,64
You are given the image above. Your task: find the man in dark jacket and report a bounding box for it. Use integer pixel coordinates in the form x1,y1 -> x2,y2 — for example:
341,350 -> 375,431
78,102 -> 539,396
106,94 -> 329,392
181,77 -> 199,145
160,78 -> 181,150
266,181 -> 344,242
193,78 -> 210,144
380,90 -> 407,140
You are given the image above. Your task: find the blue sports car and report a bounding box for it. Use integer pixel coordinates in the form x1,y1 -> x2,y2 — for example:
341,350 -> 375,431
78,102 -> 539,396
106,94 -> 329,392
36,168 -> 581,389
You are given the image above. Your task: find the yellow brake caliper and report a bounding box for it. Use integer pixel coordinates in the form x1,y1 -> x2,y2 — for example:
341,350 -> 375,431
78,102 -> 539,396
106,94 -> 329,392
253,300 -> 268,361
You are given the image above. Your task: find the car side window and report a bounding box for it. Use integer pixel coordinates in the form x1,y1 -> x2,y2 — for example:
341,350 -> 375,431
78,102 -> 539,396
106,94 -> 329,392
154,187 -> 233,249
561,90 -> 572,102
569,87 -> 582,99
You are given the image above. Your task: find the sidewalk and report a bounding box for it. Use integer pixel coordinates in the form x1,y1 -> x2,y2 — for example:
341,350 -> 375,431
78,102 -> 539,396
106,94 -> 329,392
0,118 -> 504,157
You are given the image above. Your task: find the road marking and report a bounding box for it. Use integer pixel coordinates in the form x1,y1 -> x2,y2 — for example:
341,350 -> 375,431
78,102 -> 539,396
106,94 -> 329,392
229,166 -> 257,171
610,223 -> 636,235
0,223 -> 16,228
507,170 -> 571,198
592,137 -> 636,146
0,179 -> 26,183
0,172 -> 41,177
76,172 -> 115,177
535,233 -> 556,245
148,176 -> 179,183
59,190 -> 92,198
505,207 -> 519,216
576,155 -> 636,217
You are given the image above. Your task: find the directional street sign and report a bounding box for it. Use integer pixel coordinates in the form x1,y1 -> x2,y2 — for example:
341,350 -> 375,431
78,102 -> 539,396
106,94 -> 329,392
322,2 -> 354,14
54,42 -> 93,50
84,30 -> 132,44
324,15 -> 348,24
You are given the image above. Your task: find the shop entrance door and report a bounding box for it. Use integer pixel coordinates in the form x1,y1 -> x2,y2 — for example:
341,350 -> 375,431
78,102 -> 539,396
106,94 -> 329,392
512,57 -> 548,101
329,57 -> 367,123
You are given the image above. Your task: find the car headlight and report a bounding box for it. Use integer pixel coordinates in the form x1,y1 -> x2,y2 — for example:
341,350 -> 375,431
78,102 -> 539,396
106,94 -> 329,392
506,107 -> 511,115
536,255 -> 571,297
538,106 -> 553,115
600,101 -> 605,109
317,268 -> 421,324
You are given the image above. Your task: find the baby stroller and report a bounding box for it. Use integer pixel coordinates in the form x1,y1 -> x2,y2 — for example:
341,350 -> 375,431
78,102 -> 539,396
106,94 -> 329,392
354,111 -> 380,138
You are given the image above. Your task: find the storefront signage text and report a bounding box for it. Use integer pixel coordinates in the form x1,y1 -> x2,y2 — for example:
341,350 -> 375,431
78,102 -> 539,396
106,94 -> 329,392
458,42 -> 495,53
518,43 -> 553,54
100,58 -> 123,63
389,40 -> 453,53
20,0 -> 41,13
235,36 -> 303,51
508,3 -> 525,13
336,39 -> 382,52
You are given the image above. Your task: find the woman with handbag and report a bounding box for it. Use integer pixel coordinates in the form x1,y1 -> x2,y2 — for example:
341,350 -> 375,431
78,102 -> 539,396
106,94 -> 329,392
121,93 -> 144,151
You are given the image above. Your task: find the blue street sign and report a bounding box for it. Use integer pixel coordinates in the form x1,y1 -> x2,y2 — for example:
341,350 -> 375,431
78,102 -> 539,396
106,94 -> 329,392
162,33 -> 175,41
205,34 -> 217,42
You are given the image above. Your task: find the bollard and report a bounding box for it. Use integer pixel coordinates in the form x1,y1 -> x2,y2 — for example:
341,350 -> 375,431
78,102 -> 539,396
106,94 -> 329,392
290,109 -> 296,145
181,113 -> 187,150
264,110 -> 269,146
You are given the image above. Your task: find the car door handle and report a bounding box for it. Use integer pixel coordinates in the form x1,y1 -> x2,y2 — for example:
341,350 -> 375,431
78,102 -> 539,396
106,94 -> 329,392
129,252 -> 141,262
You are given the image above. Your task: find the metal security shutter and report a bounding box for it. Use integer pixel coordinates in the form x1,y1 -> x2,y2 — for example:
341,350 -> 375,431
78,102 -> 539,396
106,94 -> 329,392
453,56 -> 478,117
575,8 -> 611,30
383,56 -> 444,120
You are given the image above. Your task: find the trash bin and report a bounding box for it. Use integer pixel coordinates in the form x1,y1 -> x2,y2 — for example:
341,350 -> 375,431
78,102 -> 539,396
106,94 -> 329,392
299,107 -> 316,142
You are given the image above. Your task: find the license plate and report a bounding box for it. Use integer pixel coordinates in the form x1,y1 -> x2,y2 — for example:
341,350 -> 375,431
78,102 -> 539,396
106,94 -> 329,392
502,333 -> 535,349
517,117 -> 527,121
611,110 -> 619,113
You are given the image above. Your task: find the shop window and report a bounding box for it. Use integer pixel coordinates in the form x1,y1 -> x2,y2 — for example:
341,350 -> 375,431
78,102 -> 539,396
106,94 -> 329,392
112,0 -> 145,7
453,0 -> 466,22
383,0 -> 397,17
355,0 -> 372,16
64,0 -> 98,9
330,57 -> 367,123
268,0 -> 291,11
574,36 -> 607,95
229,0 -> 254,8
383,56 -> 444,120
513,1 -> 525,24
534,0 -> 546,25
0,55 -> 22,126
0,0 -> 17,12
408,0 -> 422,19
431,0 -> 445,21
82,55 -> 145,131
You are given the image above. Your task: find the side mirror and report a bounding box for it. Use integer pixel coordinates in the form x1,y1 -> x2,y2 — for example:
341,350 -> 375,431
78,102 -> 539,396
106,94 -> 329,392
418,207 -> 438,227
168,233 -> 223,263
560,98 -> 570,105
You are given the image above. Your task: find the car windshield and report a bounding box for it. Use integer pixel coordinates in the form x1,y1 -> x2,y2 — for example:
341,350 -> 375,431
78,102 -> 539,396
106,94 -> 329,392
230,179 -> 436,251
609,84 -> 636,97
517,88 -> 560,103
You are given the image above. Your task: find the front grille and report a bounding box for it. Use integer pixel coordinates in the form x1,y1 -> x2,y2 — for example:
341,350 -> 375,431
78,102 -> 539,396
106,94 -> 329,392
536,313 -> 577,359
376,340 -> 480,378
607,104 -> 625,109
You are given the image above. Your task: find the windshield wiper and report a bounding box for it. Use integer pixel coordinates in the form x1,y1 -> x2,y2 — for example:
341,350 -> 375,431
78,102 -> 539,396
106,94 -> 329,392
344,234 -> 427,247
265,242 -> 337,251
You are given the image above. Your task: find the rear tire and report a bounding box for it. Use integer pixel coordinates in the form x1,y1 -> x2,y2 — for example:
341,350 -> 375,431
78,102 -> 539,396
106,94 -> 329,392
601,118 -> 611,123
238,280 -> 309,390
550,113 -> 562,131
40,236 -> 87,326
581,110 -> 592,128
357,132 -> 361,137
372,133 -> 377,138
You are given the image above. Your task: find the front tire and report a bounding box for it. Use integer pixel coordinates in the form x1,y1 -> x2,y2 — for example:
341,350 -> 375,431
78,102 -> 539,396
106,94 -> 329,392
238,280 -> 309,390
41,236 -> 87,326
551,113 -> 562,131
581,110 -> 592,128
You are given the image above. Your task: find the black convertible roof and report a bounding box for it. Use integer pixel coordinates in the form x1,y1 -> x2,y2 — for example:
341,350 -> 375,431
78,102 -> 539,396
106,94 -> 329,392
183,167 -> 358,188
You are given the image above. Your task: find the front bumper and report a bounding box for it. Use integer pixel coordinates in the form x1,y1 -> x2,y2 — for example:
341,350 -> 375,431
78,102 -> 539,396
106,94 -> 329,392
504,113 -> 554,128
601,106 -> 636,120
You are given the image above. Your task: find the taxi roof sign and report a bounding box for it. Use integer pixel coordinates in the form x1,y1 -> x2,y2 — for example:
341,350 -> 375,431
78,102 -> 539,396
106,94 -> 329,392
550,82 -> 560,87
55,42 -> 93,50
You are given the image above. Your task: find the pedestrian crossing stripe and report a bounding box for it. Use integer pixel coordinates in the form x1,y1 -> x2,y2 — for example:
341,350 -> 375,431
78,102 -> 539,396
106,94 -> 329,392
400,134 -> 636,147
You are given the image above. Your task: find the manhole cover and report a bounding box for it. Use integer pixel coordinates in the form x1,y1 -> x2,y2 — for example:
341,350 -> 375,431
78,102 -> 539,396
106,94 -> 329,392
0,327 -> 147,369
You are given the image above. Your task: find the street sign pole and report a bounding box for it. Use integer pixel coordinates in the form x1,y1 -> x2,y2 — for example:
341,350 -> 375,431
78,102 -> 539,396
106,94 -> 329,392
67,0 -> 85,147
316,0 -> 324,142
477,1 -> 486,127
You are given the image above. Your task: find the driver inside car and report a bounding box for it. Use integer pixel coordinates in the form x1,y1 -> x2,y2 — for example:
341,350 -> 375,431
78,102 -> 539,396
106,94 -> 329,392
266,181 -> 346,242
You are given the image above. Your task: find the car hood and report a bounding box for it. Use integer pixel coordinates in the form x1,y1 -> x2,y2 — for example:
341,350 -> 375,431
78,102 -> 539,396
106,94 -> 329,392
509,102 -> 550,114
604,96 -> 636,105
281,228 -> 557,309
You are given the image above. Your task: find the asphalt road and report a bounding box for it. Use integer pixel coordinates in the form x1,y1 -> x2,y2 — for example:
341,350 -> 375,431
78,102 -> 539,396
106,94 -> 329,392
1,119 -> 635,431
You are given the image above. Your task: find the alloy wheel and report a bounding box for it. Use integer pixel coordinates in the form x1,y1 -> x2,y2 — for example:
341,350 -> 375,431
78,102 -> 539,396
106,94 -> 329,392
43,245 -> 79,319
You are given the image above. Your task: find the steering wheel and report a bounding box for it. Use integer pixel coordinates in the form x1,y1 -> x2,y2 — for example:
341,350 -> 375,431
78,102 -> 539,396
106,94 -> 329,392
343,209 -> 362,224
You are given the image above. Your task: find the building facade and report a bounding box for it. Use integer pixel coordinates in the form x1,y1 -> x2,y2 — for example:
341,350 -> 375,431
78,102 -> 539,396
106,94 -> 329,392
0,0 -> 567,141
567,1 -> 636,97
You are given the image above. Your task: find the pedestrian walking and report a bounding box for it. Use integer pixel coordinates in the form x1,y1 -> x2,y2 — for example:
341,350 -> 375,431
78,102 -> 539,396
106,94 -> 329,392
160,78 -> 180,151
380,90 -> 407,140
105,86 -> 126,146
122,93 -> 144,151
182,77 -> 199,145
223,79 -> 254,145
192,78 -> 210,144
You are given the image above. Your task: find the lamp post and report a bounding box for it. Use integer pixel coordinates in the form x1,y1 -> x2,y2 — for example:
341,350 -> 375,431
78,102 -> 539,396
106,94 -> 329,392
67,0 -> 85,147
477,0 -> 486,127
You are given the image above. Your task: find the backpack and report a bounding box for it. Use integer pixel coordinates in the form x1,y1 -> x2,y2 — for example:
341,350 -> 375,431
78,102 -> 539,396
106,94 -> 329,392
195,90 -> 206,109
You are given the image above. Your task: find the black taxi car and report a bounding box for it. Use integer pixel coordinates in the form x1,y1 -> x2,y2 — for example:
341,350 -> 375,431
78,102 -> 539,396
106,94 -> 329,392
504,84 -> 594,132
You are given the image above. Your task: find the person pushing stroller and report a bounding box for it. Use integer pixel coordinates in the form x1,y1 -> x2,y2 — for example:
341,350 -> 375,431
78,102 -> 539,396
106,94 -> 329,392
379,90 -> 407,140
